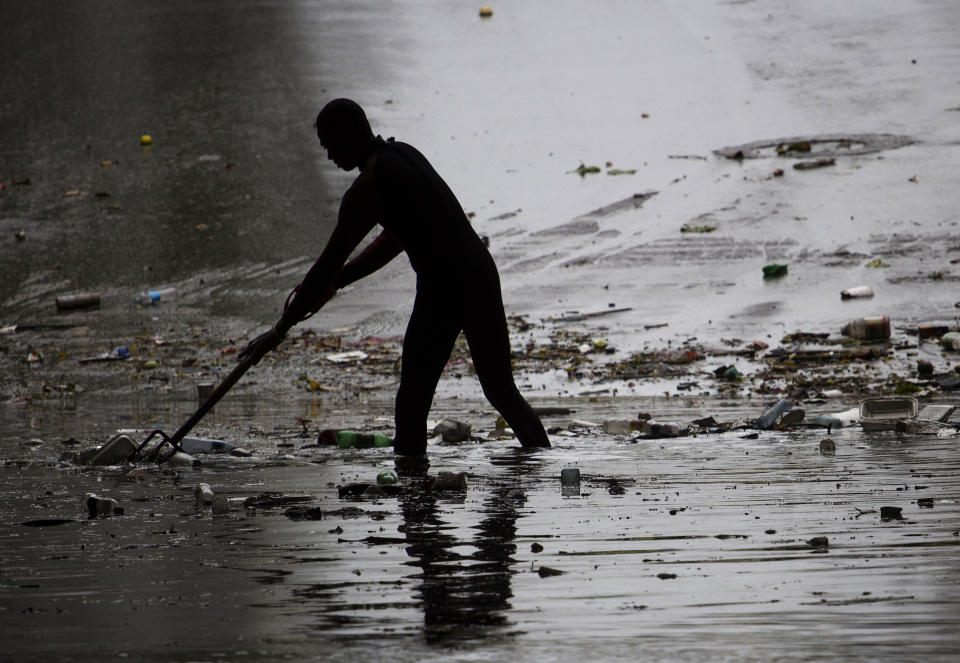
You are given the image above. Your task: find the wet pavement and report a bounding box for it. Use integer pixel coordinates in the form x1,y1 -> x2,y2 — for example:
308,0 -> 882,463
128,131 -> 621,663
4,0 -> 960,660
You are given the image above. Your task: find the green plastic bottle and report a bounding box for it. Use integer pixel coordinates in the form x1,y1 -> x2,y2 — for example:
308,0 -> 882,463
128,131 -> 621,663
335,431 -> 394,449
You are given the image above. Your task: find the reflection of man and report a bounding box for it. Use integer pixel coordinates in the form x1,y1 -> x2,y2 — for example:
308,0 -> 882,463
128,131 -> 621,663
240,99 -> 550,455
398,464 -> 523,639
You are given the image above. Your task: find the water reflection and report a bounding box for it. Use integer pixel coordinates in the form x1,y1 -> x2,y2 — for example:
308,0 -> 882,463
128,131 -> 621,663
396,454 -> 538,642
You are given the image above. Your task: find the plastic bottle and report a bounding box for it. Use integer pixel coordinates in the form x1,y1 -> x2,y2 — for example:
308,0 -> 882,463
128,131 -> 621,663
840,285 -> 874,299
762,263 -> 788,278
841,316 -> 890,340
918,324 -> 950,339
335,431 -> 394,449
941,332 -> 960,351
194,483 -> 214,505
377,470 -> 399,485
180,436 -> 234,454
85,493 -> 122,517
136,286 -> 176,305
55,293 -> 101,310
756,398 -> 792,429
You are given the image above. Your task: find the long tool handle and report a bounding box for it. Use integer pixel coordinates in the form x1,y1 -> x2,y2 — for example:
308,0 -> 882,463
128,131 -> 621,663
167,353 -> 259,449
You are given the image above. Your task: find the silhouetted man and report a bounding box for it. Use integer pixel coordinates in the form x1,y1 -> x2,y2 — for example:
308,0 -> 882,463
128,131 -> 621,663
240,99 -> 550,455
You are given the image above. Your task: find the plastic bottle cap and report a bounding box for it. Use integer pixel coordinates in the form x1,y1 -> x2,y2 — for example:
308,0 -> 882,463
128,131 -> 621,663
140,135 -> 153,145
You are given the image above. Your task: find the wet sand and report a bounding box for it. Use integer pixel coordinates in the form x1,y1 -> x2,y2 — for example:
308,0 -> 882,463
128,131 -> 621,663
3,0 -> 960,660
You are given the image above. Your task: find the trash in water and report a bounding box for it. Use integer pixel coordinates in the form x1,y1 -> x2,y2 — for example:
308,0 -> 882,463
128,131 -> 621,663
811,414 -> 843,431
916,404 -> 955,422
819,438 -> 836,455
244,493 -> 316,509
777,140 -> 812,154
85,493 -> 123,518
319,429 -> 394,449
756,399 -> 791,430
762,263 -> 788,278
325,351 -> 368,363
570,163 -> 601,176
560,468 -> 581,485
779,408 -> 805,428
793,157 -> 836,170
680,223 -> 717,233
637,420 -> 686,438
80,434 -> 136,466
165,451 -> 200,467
194,483 -> 214,505
895,403 -> 959,434
427,471 -> 468,492
842,316 -> 891,340
179,436 -> 235,454
941,332 -> 960,351
432,419 -> 472,443
55,293 -> 101,310
196,383 -> 216,404
880,506 -> 904,521
337,483 -> 403,499
917,324 -> 950,339
284,506 -> 325,521
859,397 -> 918,432
714,365 -> 742,381
537,566 -> 564,578
377,469 -> 399,485
78,346 -> 130,364
136,287 -> 176,305
841,285 -> 874,299
211,496 -> 230,515
602,419 -> 639,435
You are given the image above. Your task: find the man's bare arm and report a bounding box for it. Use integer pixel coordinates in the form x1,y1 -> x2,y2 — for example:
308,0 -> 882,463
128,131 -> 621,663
276,174 -> 381,334
337,229 -> 403,288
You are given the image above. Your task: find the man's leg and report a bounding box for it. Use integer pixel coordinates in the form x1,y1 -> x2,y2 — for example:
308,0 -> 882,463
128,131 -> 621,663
464,292 -> 550,449
394,292 -> 461,455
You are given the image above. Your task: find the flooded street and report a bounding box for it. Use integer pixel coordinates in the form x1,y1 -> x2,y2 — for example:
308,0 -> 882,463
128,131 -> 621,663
3,0 -> 960,660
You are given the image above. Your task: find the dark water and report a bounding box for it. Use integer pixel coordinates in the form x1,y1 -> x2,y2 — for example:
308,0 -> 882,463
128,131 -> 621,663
0,0 -> 339,315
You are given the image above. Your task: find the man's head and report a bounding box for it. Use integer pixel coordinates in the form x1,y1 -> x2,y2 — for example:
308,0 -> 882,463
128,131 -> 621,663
315,99 -> 374,171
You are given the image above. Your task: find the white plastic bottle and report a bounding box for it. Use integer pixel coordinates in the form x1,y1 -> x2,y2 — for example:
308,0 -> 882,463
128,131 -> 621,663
194,483 -> 215,505
840,285 -> 874,299
179,436 -> 234,454
941,332 -> 960,352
